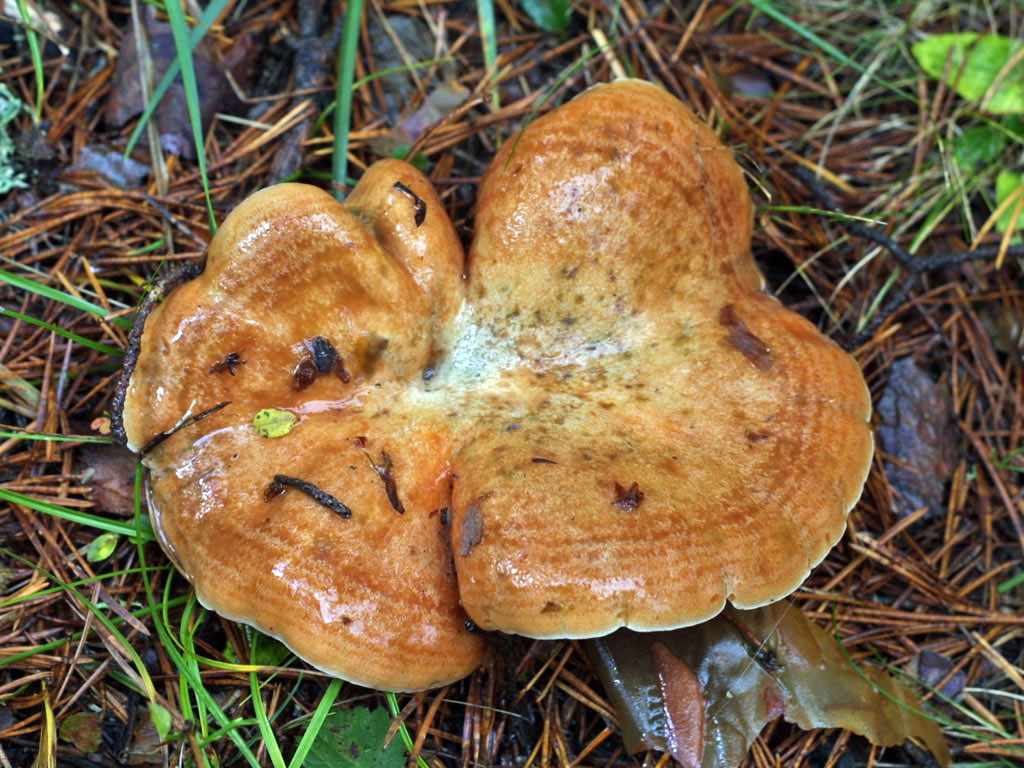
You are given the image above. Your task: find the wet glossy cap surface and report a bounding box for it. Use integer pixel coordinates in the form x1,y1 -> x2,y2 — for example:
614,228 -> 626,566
124,81 -> 872,688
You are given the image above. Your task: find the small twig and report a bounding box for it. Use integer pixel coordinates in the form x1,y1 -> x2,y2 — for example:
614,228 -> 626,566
265,474 -> 353,518
141,400 -> 231,454
393,181 -> 427,227
366,450 -> 404,514
268,0 -> 343,183
795,166 -> 1024,347
141,194 -> 208,249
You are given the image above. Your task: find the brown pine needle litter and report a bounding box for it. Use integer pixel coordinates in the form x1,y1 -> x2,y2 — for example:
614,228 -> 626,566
2,1 -> 1023,767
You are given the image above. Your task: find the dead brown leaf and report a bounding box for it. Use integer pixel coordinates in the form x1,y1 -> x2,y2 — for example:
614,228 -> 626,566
105,6 -> 248,159
78,443 -> 138,514
876,357 -> 957,518
586,601 -> 950,767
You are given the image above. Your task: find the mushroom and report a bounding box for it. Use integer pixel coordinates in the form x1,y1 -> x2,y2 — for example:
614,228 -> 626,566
121,80 -> 872,690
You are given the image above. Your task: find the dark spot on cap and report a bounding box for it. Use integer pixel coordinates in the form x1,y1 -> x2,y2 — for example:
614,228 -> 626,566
541,601 -> 564,614
460,502 -> 484,557
613,481 -> 644,512
719,304 -> 772,371
360,333 -> 389,374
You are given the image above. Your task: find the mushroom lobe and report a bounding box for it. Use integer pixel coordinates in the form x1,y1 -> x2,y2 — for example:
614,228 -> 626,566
123,81 -> 872,690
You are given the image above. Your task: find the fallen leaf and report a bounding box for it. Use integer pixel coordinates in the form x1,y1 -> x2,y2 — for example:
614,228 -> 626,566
105,5 -> 247,159
989,302 -> 1024,364
651,642 -> 705,767
126,709 -> 166,767
78,443 -> 139,514
85,532 -> 120,563
303,706 -> 405,768
368,15 -> 445,102
369,81 -> 469,160
58,711 -> 102,753
252,408 -> 298,438
586,601 -> 950,768
912,650 -> 967,700
72,145 -> 150,189
875,358 -> 956,518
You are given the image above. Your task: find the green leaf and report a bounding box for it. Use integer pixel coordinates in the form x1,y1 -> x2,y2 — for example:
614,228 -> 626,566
85,533 -> 119,563
148,701 -> 172,739
250,630 -> 292,667
390,145 -> 429,173
912,33 -> 1024,113
521,0 -> 573,35
954,125 -> 1006,168
253,408 -> 298,438
996,169 -> 1024,232
302,706 -> 406,768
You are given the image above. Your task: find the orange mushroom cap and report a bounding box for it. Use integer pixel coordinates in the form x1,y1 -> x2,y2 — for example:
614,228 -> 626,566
123,80 -> 872,690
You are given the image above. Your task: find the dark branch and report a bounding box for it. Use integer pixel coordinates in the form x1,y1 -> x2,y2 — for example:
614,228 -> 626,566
267,474 -> 352,518
794,166 -> 1024,348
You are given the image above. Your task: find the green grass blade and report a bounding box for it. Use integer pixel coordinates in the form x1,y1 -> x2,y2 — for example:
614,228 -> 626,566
287,678 -> 343,768
759,205 -> 887,226
133,464 -> 263,767
162,0 -> 217,232
0,305 -> 124,357
477,0 -> 500,111
743,0 -> 913,101
14,0 -> 44,122
0,591 -> 184,668
1,549 -> 165,712
332,0 -> 365,199
0,429 -> 113,443
386,691 -> 431,768
250,638 -> 288,768
0,269 -> 134,329
0,487 -> 155,540
998,570 -> 1024,594
0,361 -> 38,409
503,41 -> 608,169
123,1 -> 231,159
0,566 -> 166,610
